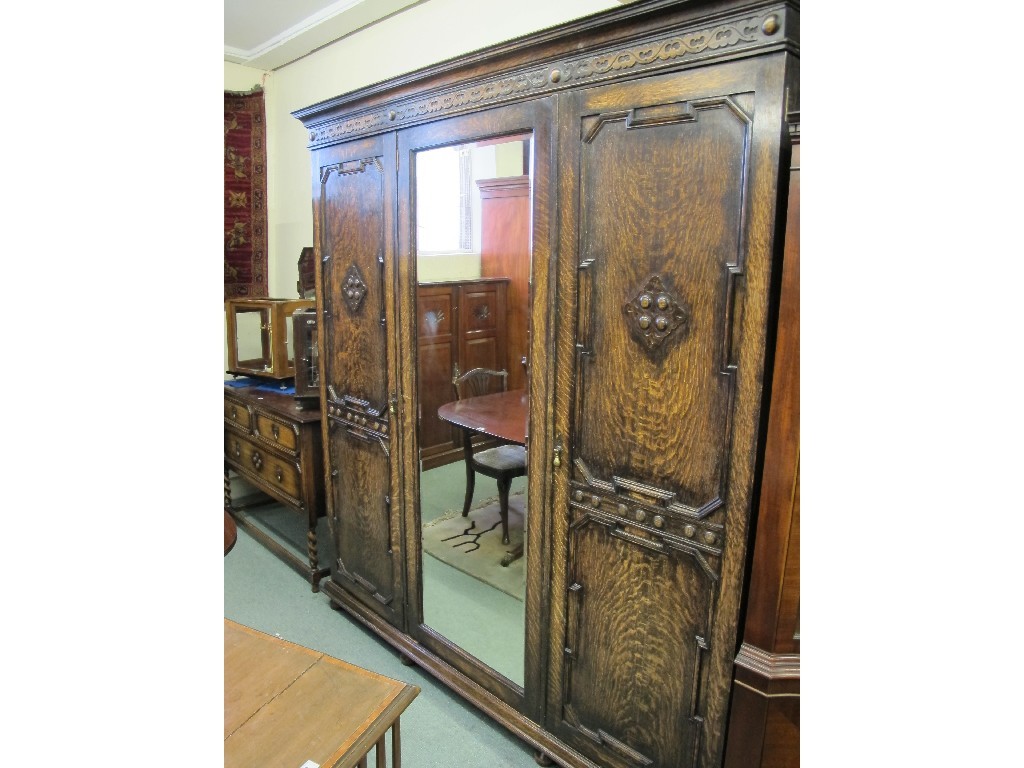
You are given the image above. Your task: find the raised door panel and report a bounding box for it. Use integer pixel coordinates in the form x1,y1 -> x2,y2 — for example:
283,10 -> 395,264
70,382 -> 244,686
313,134 -> 403,627
549,56 -> 788,768
458,282 -> 506,381
462,336 -> 499,373
562,520 -> 716,768
417,285 -> 457,462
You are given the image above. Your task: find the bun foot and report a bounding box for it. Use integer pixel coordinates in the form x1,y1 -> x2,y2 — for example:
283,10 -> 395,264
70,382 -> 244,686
534,751 -> 554,766
399,653 -> 417,667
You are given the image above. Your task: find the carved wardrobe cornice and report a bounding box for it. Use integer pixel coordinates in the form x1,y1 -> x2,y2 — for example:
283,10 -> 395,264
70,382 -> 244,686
293,0 -> 799,149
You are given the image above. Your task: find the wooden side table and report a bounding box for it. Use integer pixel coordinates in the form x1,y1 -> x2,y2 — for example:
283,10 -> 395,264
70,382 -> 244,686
224,383 -> 330,591
225,619 -> 419,768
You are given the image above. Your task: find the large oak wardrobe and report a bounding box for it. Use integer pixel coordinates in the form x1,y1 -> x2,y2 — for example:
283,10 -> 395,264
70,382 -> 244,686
293,1 -> 799,766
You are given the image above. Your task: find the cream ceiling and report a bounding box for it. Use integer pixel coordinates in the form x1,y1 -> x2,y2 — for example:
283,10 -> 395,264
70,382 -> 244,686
224,0 -> 423,71
225,0 -> 636,71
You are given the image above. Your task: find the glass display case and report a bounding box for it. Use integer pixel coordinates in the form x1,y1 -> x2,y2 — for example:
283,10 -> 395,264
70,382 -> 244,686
225,298 -> 314,379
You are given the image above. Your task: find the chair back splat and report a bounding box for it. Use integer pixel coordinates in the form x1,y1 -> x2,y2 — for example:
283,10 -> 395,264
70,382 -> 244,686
453,367 -> 509,400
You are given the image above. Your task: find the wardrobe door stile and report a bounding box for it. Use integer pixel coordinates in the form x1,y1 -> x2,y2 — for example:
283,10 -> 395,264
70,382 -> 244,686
548,56 -> 788,768
313,133 -> 404,629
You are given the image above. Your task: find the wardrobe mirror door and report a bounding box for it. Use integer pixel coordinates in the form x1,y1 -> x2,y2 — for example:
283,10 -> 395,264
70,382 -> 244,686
413,133 -> 533,688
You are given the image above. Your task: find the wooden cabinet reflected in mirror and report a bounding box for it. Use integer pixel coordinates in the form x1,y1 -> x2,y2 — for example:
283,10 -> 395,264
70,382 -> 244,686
417,279 -> 509,469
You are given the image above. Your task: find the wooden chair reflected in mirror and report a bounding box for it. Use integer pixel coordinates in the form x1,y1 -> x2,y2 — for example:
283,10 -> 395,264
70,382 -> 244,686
451,368 -> 526,547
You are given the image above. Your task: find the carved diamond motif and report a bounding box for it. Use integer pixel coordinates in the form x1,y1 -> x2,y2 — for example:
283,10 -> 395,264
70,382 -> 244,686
624,274 -> 690,353
341,263 -> 368,314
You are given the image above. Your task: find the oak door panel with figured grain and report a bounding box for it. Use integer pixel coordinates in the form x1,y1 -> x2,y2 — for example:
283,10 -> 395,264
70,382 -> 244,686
572,94 -> 754,512
315,135 -> 403,627
550,57 -> 787,768
559,515 -> 716,768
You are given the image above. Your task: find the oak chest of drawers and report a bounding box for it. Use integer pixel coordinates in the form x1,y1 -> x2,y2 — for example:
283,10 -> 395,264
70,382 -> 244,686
224,384 -> 329,590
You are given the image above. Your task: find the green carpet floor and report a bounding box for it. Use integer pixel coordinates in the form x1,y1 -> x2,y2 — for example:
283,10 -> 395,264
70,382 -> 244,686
225,464 -> 537,766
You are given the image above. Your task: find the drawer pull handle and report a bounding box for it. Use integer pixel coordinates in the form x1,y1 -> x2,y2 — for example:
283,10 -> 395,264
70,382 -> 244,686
271,423 -> 280,440
233,442 -> 241,458
275,468 -> 283,482
231,406 -> 238,420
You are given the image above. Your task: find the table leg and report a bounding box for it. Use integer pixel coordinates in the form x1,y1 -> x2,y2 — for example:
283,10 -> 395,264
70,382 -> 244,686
224,463 -> 232,512
460,429 -> 476,517
393,717 -> 402,768
501,542 -> 524,567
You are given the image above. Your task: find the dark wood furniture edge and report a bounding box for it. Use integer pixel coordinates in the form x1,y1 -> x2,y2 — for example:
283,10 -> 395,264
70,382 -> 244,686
226,457 -> 305,509
417,277 -> 511,286
722,99 -> 799,768
224,454 -> 325,590
227,504 -> 331,590
225,385 -> 328,592
724,645 -> 799,768
477,175 -> 530,198
324,580 -> 599,768
414,621 -> 524,710
225,511 -> 238,556
734,642 -> 800,683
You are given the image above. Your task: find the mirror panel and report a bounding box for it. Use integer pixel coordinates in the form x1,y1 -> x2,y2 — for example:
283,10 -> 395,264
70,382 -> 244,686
415,134 -> 533,686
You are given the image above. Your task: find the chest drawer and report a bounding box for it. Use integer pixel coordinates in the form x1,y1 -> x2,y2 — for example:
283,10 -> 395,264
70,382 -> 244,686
253,411 -> 299,455
224,397 -> 252,432
225,431 -> 303,506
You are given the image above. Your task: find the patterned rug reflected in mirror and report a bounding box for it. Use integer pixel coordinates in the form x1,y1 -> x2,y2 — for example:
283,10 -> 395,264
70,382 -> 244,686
422,494 -> 526,601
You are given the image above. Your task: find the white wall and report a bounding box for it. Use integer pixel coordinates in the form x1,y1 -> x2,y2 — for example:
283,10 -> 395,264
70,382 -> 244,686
233,0 -> 617,298
224,62 -> 265,94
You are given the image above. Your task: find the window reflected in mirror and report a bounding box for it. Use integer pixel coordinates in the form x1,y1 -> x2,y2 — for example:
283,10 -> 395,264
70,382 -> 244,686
415,133 -> 532,686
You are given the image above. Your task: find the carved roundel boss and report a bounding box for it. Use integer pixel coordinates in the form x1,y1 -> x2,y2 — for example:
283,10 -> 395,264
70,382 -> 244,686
623,274 -> 691,354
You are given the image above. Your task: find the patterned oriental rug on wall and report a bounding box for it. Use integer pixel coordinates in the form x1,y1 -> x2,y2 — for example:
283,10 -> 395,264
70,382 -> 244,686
224,89 -> 268,299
